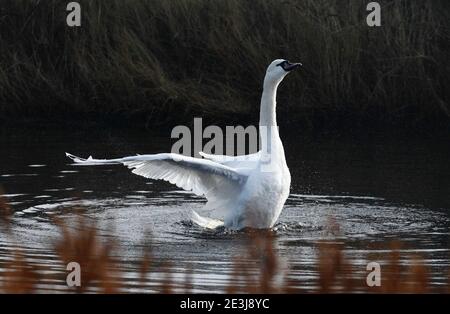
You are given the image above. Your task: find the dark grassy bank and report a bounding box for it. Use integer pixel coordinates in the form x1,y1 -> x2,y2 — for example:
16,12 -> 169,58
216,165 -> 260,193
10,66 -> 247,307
0,0 -> 449,130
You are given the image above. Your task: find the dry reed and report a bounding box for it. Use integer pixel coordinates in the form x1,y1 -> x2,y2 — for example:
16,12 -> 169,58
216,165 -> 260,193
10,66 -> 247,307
0,0 -> 448,128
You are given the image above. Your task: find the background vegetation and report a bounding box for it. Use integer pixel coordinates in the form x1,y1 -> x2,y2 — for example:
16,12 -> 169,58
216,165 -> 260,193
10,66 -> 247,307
0,0 -> 449,130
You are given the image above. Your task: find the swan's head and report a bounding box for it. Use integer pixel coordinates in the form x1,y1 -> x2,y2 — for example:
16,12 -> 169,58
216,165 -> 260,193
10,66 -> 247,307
264,59 -> 302,85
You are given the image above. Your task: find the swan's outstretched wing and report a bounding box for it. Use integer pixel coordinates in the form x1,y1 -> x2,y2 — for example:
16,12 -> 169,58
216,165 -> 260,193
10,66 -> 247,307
66,152 -> 246,198
199,151 -> 261,169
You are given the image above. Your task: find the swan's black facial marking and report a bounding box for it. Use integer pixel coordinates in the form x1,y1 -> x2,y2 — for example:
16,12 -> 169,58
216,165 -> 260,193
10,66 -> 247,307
277,60 -> 288,68
277,60 -> 302,72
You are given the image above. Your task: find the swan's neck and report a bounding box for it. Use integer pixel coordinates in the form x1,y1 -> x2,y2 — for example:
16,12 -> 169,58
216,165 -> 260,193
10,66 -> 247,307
259,77 -> 282,153
259,78 -> 281,127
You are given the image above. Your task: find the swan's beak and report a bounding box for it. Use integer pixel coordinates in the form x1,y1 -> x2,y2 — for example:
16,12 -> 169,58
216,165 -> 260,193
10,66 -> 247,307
282,61 -> 302,72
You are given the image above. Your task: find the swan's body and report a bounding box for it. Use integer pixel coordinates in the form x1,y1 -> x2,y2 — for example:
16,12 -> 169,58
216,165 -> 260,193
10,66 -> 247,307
66,59 -> 301,230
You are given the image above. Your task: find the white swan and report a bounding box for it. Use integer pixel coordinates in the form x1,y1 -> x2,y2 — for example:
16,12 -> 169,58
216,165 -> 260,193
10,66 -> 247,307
66,59 -> 301,230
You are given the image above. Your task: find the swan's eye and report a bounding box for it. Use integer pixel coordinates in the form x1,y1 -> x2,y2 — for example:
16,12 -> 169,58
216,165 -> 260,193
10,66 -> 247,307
276,61 -> 288,67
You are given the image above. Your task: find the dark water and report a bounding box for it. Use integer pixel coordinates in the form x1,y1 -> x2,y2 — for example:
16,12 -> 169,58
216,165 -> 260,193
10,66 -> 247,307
0,126 -> 449,292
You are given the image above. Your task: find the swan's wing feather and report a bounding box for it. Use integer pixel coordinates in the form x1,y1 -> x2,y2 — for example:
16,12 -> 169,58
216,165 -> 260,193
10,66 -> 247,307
199,151 -> 261,168
66,152 -> 247,199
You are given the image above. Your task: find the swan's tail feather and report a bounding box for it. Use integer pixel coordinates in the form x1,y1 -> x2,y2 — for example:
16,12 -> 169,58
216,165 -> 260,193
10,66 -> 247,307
190,210 -> 224,230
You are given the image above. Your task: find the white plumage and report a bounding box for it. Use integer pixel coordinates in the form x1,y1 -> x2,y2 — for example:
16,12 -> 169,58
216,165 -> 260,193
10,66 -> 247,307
66,59 -> 301,230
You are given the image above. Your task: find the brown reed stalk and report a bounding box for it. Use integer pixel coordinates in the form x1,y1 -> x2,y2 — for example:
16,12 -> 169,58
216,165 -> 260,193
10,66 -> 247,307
0,250 -> 39,293
52,210 -> 120,293
0,188 -> 13,231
